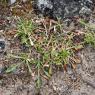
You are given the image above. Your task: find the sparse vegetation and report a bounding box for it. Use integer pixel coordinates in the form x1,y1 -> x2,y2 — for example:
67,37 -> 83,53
5,17 -> 95,88
84,32 -> 95,47
0,1 -> 95,94
79,19 -> 95,48
4,18 -> 82,88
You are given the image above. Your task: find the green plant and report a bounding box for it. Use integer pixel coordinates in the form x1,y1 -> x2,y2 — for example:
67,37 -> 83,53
6,53 -> 33,73
15,18 -> 36,46
78,19 -> 95,48
84,32 -> 95,47
79,19 -> 95,30
55,18 -> 64,32
35,60 -> 42,89
58,49 -> 70,64
0,0 -> 7,4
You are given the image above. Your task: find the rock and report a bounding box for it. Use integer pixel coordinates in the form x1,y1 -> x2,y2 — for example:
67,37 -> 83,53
0,64 -> 4,74
0,39 -> 5,53
0,38 -> 10,57
36,0 -> 94,19
10,0 -> 16,4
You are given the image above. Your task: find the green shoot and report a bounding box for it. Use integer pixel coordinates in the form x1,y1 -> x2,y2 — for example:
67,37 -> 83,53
6,53 -> 33,73
84,32 -> 95,47
15,18 -> 36,46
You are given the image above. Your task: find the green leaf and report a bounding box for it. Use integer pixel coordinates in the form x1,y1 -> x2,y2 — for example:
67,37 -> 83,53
25,60 -> 32,73
36,76 -> 42,89
58,49 -> 70,59
44,70 -> 51,78
6,64 -> 20,73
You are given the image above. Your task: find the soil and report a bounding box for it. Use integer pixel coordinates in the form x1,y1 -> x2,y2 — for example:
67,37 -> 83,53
0,47 -> 95,95
0,1 -> 95,95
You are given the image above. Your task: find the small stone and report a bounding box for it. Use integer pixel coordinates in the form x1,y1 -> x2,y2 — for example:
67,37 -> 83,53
9,0 -> 28,5
70,74 -> 77,81
0,64 -> 4,74
10,0 -> 16,4
0,39 -> 5,53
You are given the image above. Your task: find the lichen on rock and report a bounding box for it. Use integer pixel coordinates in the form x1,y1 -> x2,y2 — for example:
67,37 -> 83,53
36,0 -> 94,19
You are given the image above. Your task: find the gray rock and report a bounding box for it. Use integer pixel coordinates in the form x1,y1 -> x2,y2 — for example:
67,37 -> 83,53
36,0 -> 94,19
0,39 -> 5,53
10,0 -> 16,4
